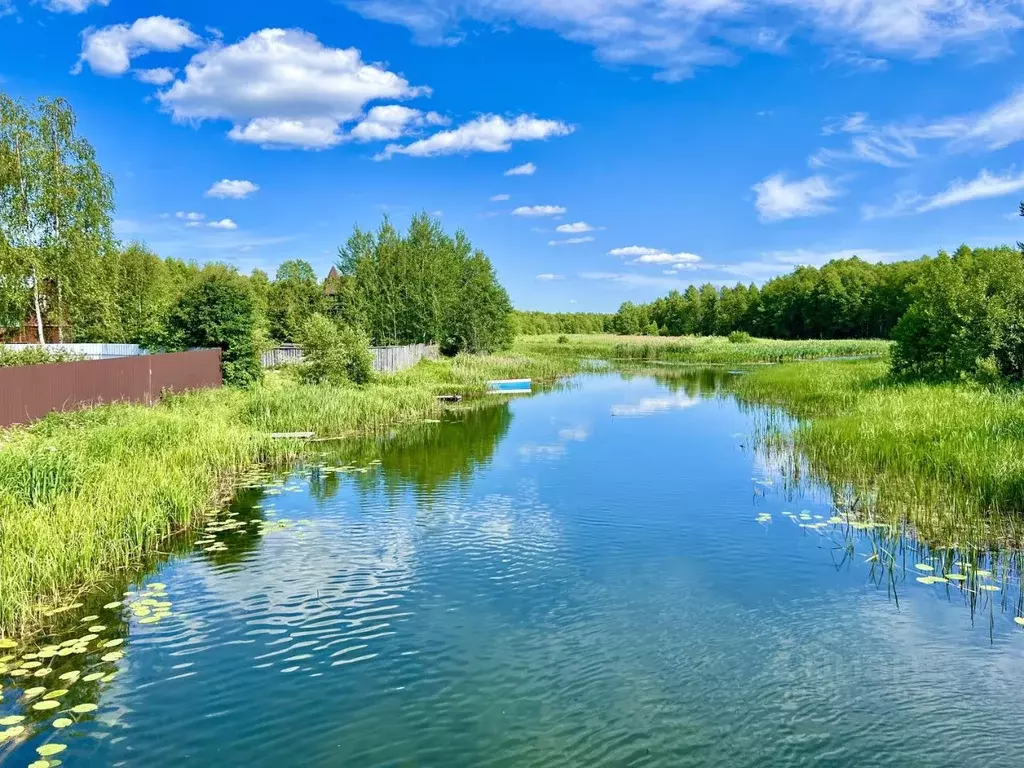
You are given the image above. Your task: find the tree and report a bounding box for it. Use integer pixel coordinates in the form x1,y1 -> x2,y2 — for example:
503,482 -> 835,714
442,251 -> 514,354
268,259 -> 324,342
0,95 -> 114,343
163,266 -> 262,387
111,242 -> 171,343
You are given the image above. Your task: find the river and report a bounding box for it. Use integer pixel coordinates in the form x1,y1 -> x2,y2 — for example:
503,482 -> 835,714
2,369 -> 1024,766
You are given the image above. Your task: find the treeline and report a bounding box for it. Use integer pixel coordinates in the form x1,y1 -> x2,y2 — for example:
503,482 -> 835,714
609,256 -> 927,339
513,311 -> 613,335
1,94 -> 514,386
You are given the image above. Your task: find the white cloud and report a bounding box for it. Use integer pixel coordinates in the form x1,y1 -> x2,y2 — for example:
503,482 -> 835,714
344,0 -> 1023,81
74,17 -> 201,77
632,251 -> 702,265
45,0 -> 109,13
864,169 -> 1024,218
548,236 -> 595,245
377,117 -> 570,159
205,179 -> 260,199
813,90 -> 1024,168
133,67 -> 177,85
490,193 -> 511,201
513,205 -> 566,217
349,105 -> 448,142
752,173 -> 841,221
505,161 -> 537,176
720,247 -> 917,280
556,221 -> 594,233
581,271 -> 694,289
612,394 -> 699,418
608,246 -> 662,257
157,29 -> 427,150
208,218 -> 238,230
176,211 -> 205,222
536,273 -> 564,280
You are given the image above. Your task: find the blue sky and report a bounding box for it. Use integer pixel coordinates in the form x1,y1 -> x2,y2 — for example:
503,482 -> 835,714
2,0 -> 1023,311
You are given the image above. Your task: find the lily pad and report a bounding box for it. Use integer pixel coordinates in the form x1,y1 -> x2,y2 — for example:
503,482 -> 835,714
80,615 -> 99,623
82,672 -> 104,682
24,686 -> 47,698
59,671 -> 80,681
52,718 -> 73,729
103,602 -> 122,609
37,743 -> 67,757
70,703 -> 97,714
101,652 -> 123,662
945,573 -> 968,581
1014,617 -> 1024,627
33,700 -> 61,711
979,584 -> 1001,592
103,639 -> 124,648
914,564 -> 934,572
0,639 -> 16,649
0,716 -> 26,726
43,689 -> 69,700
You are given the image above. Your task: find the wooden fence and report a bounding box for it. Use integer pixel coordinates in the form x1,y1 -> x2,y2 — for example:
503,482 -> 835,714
0,349 -> 222,428
261,343 -> 439,373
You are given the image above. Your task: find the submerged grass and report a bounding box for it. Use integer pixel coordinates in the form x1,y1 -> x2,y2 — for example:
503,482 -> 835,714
0,352 -> 584,638
515,333 -> 892,365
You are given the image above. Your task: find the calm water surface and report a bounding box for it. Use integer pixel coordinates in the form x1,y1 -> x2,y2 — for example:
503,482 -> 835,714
3,370 -> 1024,767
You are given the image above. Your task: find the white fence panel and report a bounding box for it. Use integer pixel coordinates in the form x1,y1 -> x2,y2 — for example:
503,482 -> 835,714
1,343 -> 146,360
262,343 -> 439,373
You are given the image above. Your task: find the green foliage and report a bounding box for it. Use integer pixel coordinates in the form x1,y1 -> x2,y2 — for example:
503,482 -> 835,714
892,246 -> 1024,380
335,214 -> 513,353
163,267 -> 262,387
0,346 -> 83,366
513,311 -> 612,335
556,334 -> 569,344
297,313 -> 373,385
728,331 -> 753,344
268,259 -> 325,342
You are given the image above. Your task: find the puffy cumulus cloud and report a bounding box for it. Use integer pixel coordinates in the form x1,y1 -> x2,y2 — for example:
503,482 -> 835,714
205,179 -> 260,199
176,211 -> 205,222
377,116 -> 571,159
207,218 -> 238,230
74,17 -> 201,77
608,246 -> 661,257
536,273 -> 564,280
504,161 -> 536,176
174,211 -> 238,230
344,0 -> 1023,81
133,67 -> 177,85
609,245 -> 702,265
157,29 -> 428,150
44,0 -> 109,12
752,173 -> 841,221
548,236 -> 595,245
556,221 -> 594,233
349,105 -> 448,142
512,205 -> 566,217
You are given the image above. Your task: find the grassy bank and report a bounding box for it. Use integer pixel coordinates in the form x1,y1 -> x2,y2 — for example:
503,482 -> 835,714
515,333 -> 891,364
732,358 -> 1024,545
0,351 -> 580,638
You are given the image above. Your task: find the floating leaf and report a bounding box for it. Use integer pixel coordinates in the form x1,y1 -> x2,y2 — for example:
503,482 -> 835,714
80,616 -> 99,623
33,700 -> 60,711
103,602 -> 122,610
914,564 -> 934,572
88,626 -> 106,633
70,703 -> 97,714
52,718 -> 73,729
138,617 -> 161,625
148,583 -> 166,590
37,743 -> 67,757
82,672 -> 104,682
29,761 -> 49,768
1014,617 -> 1024,627
22,661 -> 42,669
976,569 -> 993,578
101,652 -> 123,662
980,584 -> 1001,592
945,573 -> 968,581
0,639 -> 16,649
34,668 -> 53,678
24,686 -> 47,698
0,716 -> 25,726
103,639 -> 124,648
43,689 -> 68,700
9,668 -> 30,677
59,671 -> 80,682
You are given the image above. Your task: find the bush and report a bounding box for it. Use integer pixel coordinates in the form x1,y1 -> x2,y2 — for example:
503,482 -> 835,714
728,331 -> 753,344
0,347 -> 85,367
297,313 -> 373,385
556,334 -> 569,344
163,267 -> 262,387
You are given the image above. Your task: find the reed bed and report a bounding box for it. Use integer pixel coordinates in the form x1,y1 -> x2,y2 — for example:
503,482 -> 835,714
515,333 -> 892,365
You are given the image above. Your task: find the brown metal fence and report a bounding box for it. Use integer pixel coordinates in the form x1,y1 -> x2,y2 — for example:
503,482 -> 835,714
0,349 -> 222,428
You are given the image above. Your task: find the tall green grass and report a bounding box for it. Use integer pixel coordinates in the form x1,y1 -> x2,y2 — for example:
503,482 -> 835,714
515,333 -> 892,364
0,352 -> 586,638
733,359 -> 1024,546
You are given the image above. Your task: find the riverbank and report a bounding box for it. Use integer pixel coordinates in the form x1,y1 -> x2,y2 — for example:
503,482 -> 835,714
514,333 -> 892,364
733,358 -> 1024,546
0,352 -> 579,638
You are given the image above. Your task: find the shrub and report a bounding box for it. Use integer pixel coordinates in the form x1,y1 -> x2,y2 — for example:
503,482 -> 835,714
728,331 -> 753,344
297,313 -> 373,385
556,334 -> 569,344
0,347 -> 85,367
163,267 -> 262,387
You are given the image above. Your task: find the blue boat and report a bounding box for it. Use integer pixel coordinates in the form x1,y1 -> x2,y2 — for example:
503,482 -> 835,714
486,378 -> 532,395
